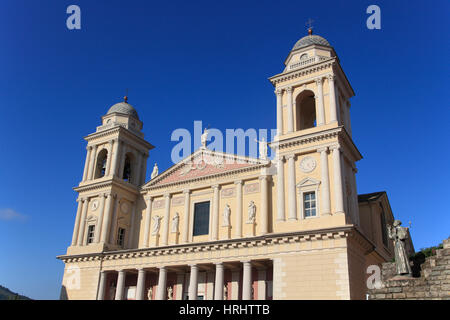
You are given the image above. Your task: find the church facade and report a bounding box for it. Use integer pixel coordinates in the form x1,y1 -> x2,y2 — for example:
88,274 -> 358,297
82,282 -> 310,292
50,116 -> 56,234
58,32 -> 397,300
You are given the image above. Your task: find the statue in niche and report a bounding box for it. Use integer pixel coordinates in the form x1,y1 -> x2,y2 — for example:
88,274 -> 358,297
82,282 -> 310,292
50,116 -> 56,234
167,286 -> 173,300
171,212 -> 179,233
387,220 -> 412,276
201,127 -> 209,148
152,215 -> 162,235
247,201 -> 256,224
222,204 -> 231,227
151,163 -> 159,179
147,287 -> 153,300
223,284 -> 228,300
254,137 -> 268,160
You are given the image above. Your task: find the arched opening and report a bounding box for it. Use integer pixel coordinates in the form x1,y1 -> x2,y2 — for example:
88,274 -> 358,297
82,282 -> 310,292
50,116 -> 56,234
295,90 -> 317,131
95,149 -> 108,179
122,152 -> 134,182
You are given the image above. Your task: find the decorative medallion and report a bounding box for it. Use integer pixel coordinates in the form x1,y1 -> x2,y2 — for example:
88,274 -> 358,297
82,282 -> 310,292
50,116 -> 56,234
91,200 -> 99,211
120,202 -> 129,214
299,156 -> 317,173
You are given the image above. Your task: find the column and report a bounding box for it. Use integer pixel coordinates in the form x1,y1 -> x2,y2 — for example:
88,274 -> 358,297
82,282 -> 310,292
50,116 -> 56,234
94,194 -> 107,243
115,270 -> 126,300
110,139 -> 120,176
234,181 -> 243,238
315,78 -> 325,125
188,265 -> 198,300
331,145 -> 344,214
318,147 -> 331,216
182,190 -> 190,243
100,194 -> 113,243
143,196 -> 153,247
87,145 -> 98,180
118,144 -> 127,179
127,203 -> 136,248
140,154 -> 148,185
82,146 -> 92,181
97,271 -> 107,300
71,198 -> 83,246
105,140 -> 114,176
134,152 -> 142,185
108,196 -> 119,244
156,267 -> 167,300
275,89 -> 283,136
259,176 -> 269,235
257,269 -> 266,300
276,156 -> 285,221
161,194 -> 171,246
242,261 -> 252,300
136,268 -> 146,300
214,263 -> 224,300
328,74 -> 338,123
286,87 -> 294,133
77,198 -> 89,246
286,154 -> 297,220
211,185 -> 220,240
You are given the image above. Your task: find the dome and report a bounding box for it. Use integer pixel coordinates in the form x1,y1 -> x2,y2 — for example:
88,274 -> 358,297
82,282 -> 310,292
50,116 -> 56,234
107,102 -> 139,120
292,34 -> 331,51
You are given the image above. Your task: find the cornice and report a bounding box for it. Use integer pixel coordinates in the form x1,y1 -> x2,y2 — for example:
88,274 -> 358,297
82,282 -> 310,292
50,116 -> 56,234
84,125 -> 154,151
74,176 -> 140,195
57,225 -> 361,263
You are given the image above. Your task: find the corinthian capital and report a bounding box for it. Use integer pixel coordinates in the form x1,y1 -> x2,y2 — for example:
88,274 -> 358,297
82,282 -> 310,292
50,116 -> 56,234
286,86 -> 293,94
315,77 -> 323,85
327,74 -> 336,82
275,88 -> 282,96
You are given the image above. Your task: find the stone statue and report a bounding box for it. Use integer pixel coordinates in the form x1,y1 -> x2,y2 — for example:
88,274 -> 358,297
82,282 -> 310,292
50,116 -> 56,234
222,204 -> 231,227
109,283 -> 116,300
201,128 -> 209,149
223,284 -> 228,300
152,215 -> 162,235
387,220 -> 412,276
167,286 -> 173,300
247,201 -> 256,223
171,212 -> 179,233
151,163 -> 159,179
254,137 -> 268,160
147,287 -> 153,300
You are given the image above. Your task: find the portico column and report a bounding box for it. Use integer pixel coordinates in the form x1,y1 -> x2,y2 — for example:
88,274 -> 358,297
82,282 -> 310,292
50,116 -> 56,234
287,154 -> 297,220
156,267 -> 167,300
71,198 -> 83,246
275,89 -> 283,136
136,268 -> 146,300
242,261 -> 252,300
211,185 -> 220,240
276,156 -> 285,221
259,176 -> 269,235
214,263 -> 224,300
87,145 -> 98,180
162,194 -> 171,246
94,193 -> 107,243
110,139 -> 120,176
315,78 -> 325,125
328,75 -> 338,123
286,87 -> 294,133
182,190 -> 190,243
331,145 -> 344,214
100,193 -> 113,244
115,270 -> 126,300
318,147 -> 331,215
82,146 -> 92,181
143,196 -> 153,247
97,271 -> 107,300
77,198 -> 89,246
188,265 -> 199,300
234,181 -> 243,238
105,140 -> 114,176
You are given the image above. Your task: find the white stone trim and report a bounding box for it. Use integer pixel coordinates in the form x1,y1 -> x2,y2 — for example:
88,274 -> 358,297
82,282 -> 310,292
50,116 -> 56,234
296,177 -> 321,219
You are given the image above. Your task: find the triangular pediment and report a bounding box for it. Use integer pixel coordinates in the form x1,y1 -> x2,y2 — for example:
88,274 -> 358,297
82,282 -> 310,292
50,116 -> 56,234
142,148 -> 269,188
296,177 -> 321,188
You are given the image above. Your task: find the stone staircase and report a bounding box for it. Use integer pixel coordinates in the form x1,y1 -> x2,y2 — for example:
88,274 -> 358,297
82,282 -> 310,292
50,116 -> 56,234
369,239 -> 450,300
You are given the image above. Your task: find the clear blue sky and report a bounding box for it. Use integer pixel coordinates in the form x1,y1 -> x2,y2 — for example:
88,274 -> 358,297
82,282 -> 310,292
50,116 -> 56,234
0,0 -> 448,299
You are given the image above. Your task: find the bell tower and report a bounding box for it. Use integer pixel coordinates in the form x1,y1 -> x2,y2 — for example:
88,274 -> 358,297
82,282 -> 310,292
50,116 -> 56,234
67,97 -> 154,255
269,29 -> 362,228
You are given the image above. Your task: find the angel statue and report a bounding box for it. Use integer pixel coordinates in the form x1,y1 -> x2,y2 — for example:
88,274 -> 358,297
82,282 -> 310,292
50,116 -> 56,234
151,163 -> 159,179
254,137 -> 268,160
201,127 -> 209,149
387,220 -> 412,276
152,215 -> 162,235
247,201 -> 256,224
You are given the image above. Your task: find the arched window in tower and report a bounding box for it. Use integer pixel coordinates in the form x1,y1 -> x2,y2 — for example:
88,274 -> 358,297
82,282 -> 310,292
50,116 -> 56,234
122,153 -> 134,182
295,90 -> 317,131
94,149 -> 108,179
